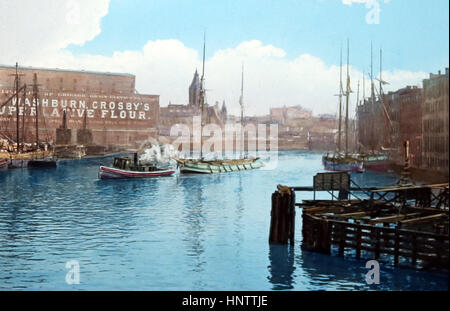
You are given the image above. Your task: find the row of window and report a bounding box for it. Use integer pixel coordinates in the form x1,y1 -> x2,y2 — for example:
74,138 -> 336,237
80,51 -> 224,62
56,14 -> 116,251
423,157 -> 449,170
423,135 -> 449,153
423,119 -> 446,133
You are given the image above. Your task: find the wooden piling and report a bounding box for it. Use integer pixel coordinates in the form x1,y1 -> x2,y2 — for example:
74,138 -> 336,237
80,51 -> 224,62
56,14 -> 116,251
269,186 -> 296,245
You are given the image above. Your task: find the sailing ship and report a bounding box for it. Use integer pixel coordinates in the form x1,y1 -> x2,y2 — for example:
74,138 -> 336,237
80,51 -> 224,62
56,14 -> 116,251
98,153 -> 176,179
356,45 -> 391,171
175,37 -> 263,174
322,41 -> 364,173
0,63 -> 56,168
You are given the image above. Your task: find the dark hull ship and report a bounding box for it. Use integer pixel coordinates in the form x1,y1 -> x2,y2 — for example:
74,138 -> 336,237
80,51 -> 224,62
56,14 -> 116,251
322,41 -> 363,173
99,153 -> 175,179
322,154 -> 364,173
356,47 -> 391,172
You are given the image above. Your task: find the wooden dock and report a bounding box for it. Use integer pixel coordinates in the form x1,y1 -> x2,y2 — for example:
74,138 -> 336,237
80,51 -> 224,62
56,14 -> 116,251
269,172 -> 449,271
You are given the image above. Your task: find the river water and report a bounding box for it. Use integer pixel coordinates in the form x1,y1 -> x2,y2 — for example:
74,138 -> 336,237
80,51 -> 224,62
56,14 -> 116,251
0,151 -> 447,290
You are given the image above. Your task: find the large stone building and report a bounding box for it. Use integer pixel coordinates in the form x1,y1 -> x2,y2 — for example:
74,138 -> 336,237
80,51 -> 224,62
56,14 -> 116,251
357,67 -> 449,175
421,68 -> 449,173
0,64 -> 159,148
270,105 -> 312,125
384,86 -> 423,167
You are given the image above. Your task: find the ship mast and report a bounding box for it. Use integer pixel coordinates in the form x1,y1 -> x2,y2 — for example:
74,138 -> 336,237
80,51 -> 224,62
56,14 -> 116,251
21,83 -> 27,150
337,46 -> 343,155
345,39 -> 351,156
379,48 -> 390,148
32,73 -> 40,148
199,33 -> 206,160
15,63 -> 20,153
370,42 -> 376,153
362,71 -> 365,105
239,64 -> 244,159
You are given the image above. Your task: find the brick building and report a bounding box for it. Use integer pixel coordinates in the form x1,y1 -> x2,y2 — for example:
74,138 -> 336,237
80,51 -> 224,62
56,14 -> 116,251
385,86 -> 423,167
422,68 -> 449,173
0,64 -> 159,148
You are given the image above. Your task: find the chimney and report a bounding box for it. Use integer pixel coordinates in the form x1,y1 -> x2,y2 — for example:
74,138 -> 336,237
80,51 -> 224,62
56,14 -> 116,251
438,70 -> 441,75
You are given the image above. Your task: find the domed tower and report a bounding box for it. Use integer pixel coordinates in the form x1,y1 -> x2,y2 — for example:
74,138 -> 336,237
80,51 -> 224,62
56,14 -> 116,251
189,69 -> 201,107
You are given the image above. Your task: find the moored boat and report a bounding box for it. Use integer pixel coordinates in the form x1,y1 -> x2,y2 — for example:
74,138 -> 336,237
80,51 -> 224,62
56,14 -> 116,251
358,152 -> 390,171
99,154 -> 175,179
322,154 -> 364,173
322,41 -> 363,173
176,158 -> 263,174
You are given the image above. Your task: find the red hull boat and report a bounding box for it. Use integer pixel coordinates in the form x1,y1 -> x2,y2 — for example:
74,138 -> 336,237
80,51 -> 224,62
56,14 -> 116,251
99,165 -> 175,179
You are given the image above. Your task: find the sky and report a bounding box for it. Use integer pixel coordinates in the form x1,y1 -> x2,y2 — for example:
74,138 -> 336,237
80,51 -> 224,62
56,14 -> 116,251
1,0 -> 449,117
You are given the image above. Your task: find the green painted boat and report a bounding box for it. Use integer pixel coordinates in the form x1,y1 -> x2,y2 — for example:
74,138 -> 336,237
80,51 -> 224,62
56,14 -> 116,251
175,158 -> 264,174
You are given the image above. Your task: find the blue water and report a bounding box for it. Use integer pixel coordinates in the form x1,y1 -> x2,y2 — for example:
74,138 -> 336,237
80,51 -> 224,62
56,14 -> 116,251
0,151 -> 448,290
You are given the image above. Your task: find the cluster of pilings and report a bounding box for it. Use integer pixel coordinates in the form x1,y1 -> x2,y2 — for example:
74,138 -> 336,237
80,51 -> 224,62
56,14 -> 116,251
269,185 -> 296,245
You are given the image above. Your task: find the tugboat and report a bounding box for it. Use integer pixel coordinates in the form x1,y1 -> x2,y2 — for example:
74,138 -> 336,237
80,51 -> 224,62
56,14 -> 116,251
98,153 -> 176,179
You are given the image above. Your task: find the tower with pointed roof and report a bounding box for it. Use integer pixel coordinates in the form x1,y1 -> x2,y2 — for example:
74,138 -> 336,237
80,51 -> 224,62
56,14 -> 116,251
189,69 -> 201,107
221,100 -> 227,121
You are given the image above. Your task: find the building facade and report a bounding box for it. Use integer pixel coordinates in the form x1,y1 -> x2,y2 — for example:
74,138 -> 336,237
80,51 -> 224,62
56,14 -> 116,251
0,65 -> 159,147
385,86 -> 423,167
421,68 -> 449,173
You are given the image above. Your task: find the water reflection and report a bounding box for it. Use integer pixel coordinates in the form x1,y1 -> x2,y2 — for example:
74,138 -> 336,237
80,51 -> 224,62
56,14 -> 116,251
300,250 -> 368,290
267,245 -> 296,290
179,176 -> 206,273
234,174 -> 244,249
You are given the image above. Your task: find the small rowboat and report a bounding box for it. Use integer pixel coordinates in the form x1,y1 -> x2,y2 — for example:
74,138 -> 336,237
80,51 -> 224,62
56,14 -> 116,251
98,154 -> 176,179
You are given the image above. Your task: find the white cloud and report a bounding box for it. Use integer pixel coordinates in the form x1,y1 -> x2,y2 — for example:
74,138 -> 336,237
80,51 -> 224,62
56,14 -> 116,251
342,0 -> 390,5
0,0 -> 110,65
1,0 -> 426,118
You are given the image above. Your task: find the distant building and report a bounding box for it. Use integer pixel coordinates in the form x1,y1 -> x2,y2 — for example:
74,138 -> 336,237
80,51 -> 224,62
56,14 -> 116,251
270,105 -> 312,124
319,113 -> 337,121
189,69 -> 201,107
159,70 -> 227,136
421,68 -> 449,173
